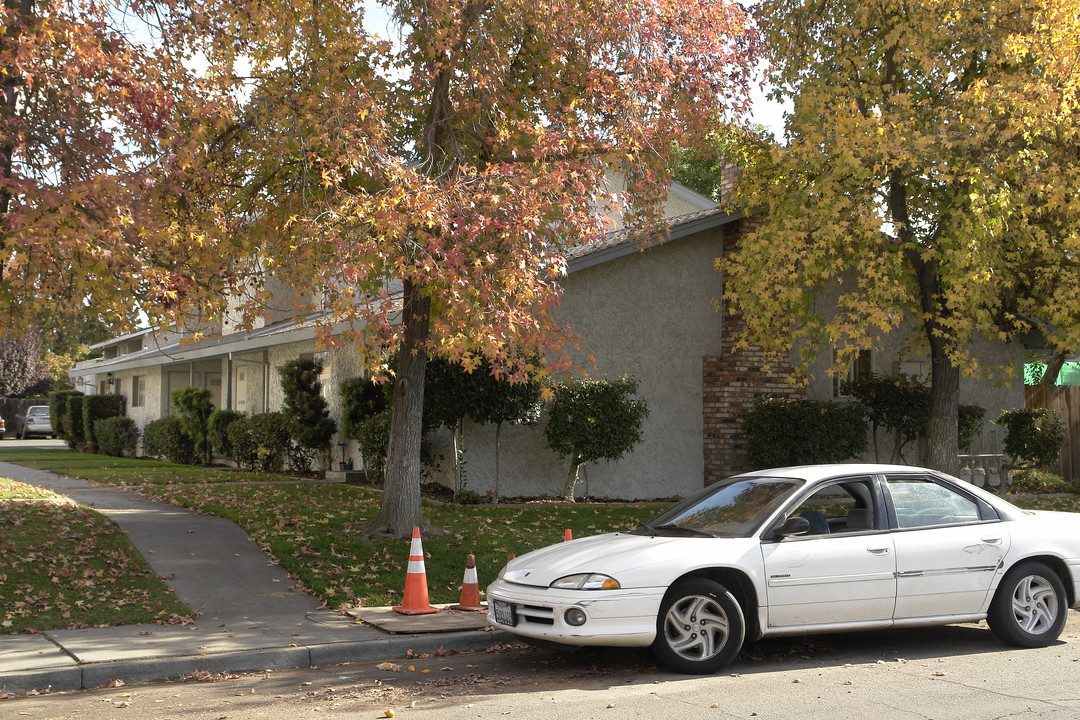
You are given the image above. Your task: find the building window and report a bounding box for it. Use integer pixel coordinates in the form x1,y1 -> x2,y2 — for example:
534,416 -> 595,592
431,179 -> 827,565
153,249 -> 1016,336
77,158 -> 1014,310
833,349 -> 873,398
131,376 -> 145,408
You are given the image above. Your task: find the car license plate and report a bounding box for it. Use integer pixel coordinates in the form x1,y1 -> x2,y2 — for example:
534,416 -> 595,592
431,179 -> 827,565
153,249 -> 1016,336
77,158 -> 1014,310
493,599 -> 517,627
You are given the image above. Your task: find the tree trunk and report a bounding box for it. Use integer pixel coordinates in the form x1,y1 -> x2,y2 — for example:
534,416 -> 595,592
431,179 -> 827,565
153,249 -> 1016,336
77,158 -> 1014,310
894,171 -> 960,476
453,417 -> 464,496
562,454 -> 582,502
0,0 -> 34,283
373,279 -> 431,537
924,350 -> 961,475
1040,351 -> 1068,389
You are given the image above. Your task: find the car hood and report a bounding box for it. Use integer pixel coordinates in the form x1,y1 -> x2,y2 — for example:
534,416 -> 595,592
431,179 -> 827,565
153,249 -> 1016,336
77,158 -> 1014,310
500,532 -> 758,589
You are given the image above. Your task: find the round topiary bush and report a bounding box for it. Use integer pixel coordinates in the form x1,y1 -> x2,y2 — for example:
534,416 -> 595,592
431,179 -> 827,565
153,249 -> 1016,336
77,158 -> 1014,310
94,416 -> 140,457
142,416 -> 197,464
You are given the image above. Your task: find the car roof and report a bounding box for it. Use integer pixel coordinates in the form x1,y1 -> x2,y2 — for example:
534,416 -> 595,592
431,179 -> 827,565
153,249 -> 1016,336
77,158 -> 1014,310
735,463 -> 938,482
735,463 -> 1028,518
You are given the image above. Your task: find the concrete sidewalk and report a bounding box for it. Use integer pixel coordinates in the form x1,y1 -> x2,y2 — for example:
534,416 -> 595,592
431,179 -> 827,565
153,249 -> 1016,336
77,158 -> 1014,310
0,463 -> 507,695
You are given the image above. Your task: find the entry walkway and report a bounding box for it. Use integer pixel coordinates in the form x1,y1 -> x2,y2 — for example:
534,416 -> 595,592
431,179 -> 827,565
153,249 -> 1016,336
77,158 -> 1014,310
0,463 -> 501,695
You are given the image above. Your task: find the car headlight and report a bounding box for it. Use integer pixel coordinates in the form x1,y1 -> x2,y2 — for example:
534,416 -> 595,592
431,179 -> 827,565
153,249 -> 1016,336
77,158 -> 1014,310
550,573 -> 621,590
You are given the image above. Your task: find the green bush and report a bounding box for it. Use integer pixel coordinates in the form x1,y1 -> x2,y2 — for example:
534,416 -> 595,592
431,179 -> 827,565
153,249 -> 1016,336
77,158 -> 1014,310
172,387 -> 215,464
957,404 -> 986,453
1007,468 -> 1072,494
845,373 -> 986,459
82,394 -> 125,445
143,416 -> 197,464
207,409 -> 245,460
279,358 -> 336,452
995,408 -> 1066,469
340,377 -> 389,439
544,377 -> 649,500
49,390 -> 83,443
227,412 -> 291,472
65,395 -> 86,448
355,410 -> 392,482
94,416 -> 140,457
742,397 -> 868,467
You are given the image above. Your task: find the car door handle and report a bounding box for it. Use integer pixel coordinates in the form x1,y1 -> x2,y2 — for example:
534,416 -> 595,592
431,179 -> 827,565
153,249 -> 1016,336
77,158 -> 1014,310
981,537 -> 1002,545
867,547 -> 891,555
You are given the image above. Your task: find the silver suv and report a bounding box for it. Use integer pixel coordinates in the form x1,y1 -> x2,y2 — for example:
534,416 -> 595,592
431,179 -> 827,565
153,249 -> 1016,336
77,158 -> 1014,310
16,405 -> 54,439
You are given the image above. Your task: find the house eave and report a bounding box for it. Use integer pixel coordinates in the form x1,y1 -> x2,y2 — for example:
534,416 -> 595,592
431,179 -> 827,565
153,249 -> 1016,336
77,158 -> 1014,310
567,208 -> 743,274
71,318 -> 326,376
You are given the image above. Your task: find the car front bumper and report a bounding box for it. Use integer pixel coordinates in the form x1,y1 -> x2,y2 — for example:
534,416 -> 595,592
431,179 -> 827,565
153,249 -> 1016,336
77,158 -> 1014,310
486,578 -> 665,648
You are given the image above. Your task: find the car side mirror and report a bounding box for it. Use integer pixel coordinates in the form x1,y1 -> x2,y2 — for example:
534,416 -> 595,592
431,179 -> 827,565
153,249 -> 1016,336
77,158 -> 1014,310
772,516 -> 811,538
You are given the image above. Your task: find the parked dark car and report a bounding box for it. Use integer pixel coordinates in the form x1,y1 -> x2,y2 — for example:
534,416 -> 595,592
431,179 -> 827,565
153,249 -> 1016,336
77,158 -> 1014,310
0,415 -> 5,438
15,405 -> 55,439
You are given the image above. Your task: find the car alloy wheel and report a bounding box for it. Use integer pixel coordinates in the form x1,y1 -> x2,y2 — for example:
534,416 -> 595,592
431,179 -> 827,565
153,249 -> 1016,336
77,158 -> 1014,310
988,560 -> 1067,648
652,578 -> 744,674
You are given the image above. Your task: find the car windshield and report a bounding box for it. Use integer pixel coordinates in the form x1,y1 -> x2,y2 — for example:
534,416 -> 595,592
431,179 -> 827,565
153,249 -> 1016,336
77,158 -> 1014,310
635,477 -> 803,538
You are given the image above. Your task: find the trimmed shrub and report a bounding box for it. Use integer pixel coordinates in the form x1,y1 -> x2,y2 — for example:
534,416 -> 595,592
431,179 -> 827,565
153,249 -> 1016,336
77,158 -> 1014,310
340,377 -> 389,439
279,358 -> 336,457
845,373 -> 986,460
227,412 -> 291,472
143,416 -> 197,464
355,410 -> 392,482
65,395 -> 86,448
995,408 -> 1066,469
82,394 -> 125,445
94,416 -> 140,457
742,397 -> 868,467
1007,468 -> 1072,494
958,404 -> 986,453
49,390 -> 83,442
207,409 -> 245,460
172,387 -> 215,465
544,377 -> 649,501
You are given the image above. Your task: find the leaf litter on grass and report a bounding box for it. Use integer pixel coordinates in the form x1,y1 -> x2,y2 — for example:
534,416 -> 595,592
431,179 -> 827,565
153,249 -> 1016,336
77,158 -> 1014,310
137,481 -> 661,609
0,479 -> 194,634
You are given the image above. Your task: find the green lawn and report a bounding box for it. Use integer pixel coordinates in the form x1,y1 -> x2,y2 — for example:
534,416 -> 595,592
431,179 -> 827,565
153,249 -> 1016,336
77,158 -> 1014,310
0,448 -> 663,611
0,448 -> 287,484
0,478 -> 193,634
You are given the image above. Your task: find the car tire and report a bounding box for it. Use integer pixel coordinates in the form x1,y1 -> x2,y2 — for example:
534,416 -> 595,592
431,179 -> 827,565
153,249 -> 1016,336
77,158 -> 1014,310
987,560 -> 1067,648
651,578 -> 745,674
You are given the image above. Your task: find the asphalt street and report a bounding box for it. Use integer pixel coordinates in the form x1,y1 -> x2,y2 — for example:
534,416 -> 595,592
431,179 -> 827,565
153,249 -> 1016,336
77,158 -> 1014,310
4,611 -> 1079,719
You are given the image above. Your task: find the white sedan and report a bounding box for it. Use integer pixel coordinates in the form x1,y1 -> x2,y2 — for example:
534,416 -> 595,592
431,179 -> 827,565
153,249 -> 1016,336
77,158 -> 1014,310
487,464 -> 1080,673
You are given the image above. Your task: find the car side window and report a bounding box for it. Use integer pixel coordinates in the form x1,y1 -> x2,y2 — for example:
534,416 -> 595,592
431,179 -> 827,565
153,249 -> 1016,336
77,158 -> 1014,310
788,478 -> 877,535
886,476 -> 981,529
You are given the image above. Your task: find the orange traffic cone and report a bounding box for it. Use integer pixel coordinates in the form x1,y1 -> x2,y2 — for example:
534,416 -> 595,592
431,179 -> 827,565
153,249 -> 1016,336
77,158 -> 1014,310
449,553 -> 486,612
507,552 -> 516,561
563,528 -> 573,541
392,527 -> 439,615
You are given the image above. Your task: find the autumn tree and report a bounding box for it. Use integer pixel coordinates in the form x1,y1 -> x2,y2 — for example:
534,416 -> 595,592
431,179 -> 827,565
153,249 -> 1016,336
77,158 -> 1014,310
725,0 -> 1080,473
0,1 -> 205,340
159,0 -> 758,536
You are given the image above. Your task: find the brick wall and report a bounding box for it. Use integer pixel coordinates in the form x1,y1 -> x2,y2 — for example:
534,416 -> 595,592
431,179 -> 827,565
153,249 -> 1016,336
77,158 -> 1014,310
703,216 -> 805,483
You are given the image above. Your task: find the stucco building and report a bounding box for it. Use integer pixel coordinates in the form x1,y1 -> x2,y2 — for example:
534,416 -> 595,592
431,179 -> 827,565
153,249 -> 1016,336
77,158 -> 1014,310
70,181 -> 1027,499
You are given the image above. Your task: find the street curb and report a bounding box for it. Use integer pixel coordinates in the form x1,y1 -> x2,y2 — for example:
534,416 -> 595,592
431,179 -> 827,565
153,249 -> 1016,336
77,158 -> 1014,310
2,630 -> 514,696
